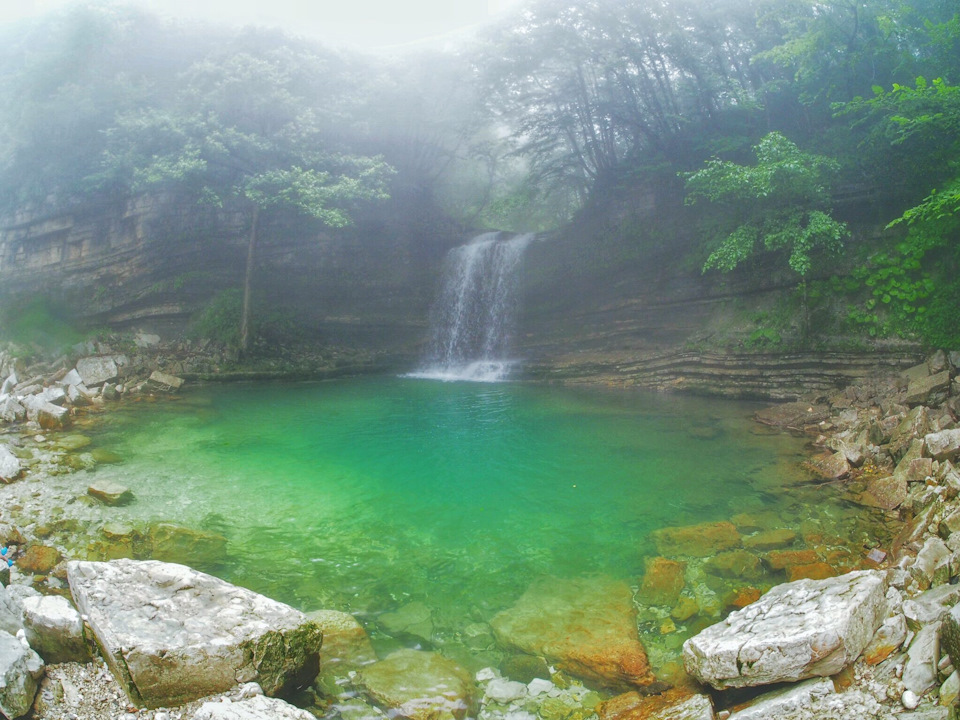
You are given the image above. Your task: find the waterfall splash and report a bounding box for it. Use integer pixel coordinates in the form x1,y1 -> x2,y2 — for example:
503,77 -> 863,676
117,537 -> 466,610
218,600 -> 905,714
410,232 -> 533,383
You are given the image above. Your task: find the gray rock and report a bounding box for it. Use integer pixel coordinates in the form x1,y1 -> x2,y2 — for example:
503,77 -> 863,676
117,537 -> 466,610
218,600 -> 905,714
729,677 -> 834,720
58,369 -> 83,388
358,649 -> 472,720
26,400 -> 69,430
862,612 -> 907,665
20,595 -> 89,664
906,371 -> 952,406
0,586 -> 23,636
0,445 -> 21,482
0,629 -> 44,719
67,559 -> 322,709
87,481 -> 134,506
940,669 -> 960,707
0,397 -> 25,423
911,537 -> 953,590
148,370 -> 184,391
75,357 -> 118,387
940,603 -> 960,669
135,333 -> 161,349
899,707 -> 952,720
192,695 -> 315,719
379,601 -> 433,644
682,570 -> 888,689
925,429 -> 960,462
909,586 -> 960,632
902,621 -> 941,696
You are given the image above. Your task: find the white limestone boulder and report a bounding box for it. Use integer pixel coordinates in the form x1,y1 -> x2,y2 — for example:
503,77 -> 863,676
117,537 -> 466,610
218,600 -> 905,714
0,629 -> 44,719
683,570 -> 888,689
20,595 -> 89,664
192,695 -> 315,719
75,356 -> 118,387
0,445 -> 20,482
67,559 -> 322,709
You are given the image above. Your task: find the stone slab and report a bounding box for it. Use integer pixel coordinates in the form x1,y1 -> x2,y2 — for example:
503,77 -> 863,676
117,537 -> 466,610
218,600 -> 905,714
67,559 -> 322,709
682,570 -> 888,689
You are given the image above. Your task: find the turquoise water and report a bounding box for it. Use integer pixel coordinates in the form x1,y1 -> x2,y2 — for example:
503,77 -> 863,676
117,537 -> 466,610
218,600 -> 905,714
81,377 -> 876,667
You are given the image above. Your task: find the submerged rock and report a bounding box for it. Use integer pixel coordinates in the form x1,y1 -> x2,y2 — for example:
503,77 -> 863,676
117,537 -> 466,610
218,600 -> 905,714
490,576 -> 654,689
306,609 -> 376,672
67,559 -> 323,708
358,649 -> 472,720
147,522 -> 228,569
637,557 -> 686,606
651,521 -> 741,558
682,570 -> 888,689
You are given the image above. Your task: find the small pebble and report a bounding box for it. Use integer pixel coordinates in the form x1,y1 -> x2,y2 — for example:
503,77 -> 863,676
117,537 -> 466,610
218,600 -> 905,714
902,689 -> 919,710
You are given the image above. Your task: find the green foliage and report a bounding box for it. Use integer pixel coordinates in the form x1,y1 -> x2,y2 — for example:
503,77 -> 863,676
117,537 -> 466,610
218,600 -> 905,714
685,132 -> 848,280
0,296 -> 85,352
191,289 -> 243,347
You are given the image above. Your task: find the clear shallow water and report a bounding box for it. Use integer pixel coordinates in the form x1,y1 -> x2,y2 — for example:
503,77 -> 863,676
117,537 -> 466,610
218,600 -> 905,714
81,377 -> 877,667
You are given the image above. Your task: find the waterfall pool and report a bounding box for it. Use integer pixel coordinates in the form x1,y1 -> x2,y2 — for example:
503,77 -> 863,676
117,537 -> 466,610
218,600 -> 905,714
78,377 -> 891,678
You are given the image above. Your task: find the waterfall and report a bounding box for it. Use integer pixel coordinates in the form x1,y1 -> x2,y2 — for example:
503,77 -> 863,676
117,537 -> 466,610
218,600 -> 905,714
411,232 -> 533,382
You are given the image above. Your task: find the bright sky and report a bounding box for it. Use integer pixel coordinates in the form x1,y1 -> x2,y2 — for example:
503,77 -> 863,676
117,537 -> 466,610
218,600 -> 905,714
1,0 -> 525,47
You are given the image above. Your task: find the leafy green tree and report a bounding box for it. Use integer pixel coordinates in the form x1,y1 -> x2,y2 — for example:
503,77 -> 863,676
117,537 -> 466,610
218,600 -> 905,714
840,76 -> 960,345
97,50 -> 393,353
684,131 -> 848,331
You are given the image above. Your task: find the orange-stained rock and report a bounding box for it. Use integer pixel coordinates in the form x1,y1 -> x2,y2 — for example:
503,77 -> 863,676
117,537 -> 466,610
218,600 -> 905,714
704,550 -> 764,580
651,521 -> 741,558
764,549 -> 819,571
18,544 -> 62,574
491,576 -> 655,689
598,687 -> 712,720
671,596 -> 700,622
728,587 -> 762,608
637,557 -> 686,607
786,562 -> 840,582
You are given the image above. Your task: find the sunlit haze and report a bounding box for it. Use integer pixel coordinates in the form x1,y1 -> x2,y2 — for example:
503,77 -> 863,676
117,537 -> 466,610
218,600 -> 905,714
0,0 -> 525,47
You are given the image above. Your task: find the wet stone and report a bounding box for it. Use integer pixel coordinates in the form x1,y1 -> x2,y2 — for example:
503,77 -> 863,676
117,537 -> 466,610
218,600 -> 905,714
637,557 -> 686,607
763,549 -> 819,571
742,529 -> 797,552
704,550 -> 763,581
785,562 -> 840,582
17,545 -> 62,575
358,649 -> 473,720
491,576 -> 654,689
651,521 -> 741,558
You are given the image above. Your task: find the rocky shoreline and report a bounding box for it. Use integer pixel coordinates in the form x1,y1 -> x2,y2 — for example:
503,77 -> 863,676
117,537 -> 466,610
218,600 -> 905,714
1,339 -> 960,720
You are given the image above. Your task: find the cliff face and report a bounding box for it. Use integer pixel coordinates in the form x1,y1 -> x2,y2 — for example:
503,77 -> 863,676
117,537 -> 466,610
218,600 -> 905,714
0,184 -> 920,398
0,193 -> 457,354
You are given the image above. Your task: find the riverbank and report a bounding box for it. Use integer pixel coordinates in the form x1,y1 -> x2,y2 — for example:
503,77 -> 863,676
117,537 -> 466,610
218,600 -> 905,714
0,339 -> 958,719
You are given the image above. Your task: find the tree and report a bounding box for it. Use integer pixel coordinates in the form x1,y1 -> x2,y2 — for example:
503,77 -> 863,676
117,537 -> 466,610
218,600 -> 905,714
684,131 -> 847,330
97,49 -> 393,353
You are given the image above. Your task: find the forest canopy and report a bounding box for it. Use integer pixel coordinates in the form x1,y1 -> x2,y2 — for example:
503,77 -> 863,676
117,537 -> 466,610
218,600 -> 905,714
0,0 -> 957,346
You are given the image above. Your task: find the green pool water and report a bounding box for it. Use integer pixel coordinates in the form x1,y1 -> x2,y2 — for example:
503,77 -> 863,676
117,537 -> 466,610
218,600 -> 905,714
82,377 -> 883,670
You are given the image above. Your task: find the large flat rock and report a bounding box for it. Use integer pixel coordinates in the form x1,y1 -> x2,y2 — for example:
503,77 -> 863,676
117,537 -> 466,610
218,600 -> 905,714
67,559 -> 322,709
683,570 -> 888,689
75,356 -> 118,387
490,576 -> 654,689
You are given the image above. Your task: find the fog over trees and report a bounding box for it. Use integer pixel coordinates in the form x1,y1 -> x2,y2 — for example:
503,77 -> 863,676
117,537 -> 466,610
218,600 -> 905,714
0,0 -> 957,346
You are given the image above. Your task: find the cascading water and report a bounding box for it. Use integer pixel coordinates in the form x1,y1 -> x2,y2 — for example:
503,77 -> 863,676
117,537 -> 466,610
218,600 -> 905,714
411,232 -> 533,382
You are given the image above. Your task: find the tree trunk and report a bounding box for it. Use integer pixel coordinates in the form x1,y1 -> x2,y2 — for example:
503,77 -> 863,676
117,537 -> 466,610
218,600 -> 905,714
239,204 -> 260,356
